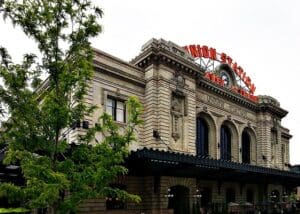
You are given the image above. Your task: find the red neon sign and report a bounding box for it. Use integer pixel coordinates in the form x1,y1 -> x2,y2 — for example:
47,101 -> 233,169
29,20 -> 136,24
183,44 -> 257,102
204,72 -> 258,102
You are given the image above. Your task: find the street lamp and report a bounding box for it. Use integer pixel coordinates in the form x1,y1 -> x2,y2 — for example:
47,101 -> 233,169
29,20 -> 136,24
193,189 -> 202,198
164,188 -> 174,198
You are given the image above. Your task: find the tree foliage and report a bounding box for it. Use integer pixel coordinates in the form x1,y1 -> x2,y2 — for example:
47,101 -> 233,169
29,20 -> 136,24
0,0 -> 142,213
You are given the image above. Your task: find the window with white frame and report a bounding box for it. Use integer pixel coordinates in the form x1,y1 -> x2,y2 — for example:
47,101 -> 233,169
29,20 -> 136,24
106,96 -> 126,123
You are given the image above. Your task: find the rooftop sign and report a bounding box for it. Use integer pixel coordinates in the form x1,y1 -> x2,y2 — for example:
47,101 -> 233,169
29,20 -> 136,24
183,44 -> 257,102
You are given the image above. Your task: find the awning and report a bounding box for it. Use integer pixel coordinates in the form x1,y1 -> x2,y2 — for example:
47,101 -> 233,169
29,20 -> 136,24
126,148 -> 300,187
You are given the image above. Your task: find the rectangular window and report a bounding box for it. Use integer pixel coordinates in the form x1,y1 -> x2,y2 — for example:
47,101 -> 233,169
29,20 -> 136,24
106,97 -> 126,123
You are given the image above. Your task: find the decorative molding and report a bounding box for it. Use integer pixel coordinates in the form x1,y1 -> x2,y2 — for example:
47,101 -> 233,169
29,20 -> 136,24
198,78 -> 258,111
171,91 -> 186,142
210,111 -> 223,118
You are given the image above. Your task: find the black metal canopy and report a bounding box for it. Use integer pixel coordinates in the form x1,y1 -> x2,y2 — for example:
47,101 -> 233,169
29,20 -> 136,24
126,148 -> 300,187
2,145 -> 300,187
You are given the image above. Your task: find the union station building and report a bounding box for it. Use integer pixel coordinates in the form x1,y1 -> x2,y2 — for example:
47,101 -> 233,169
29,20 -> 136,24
2,38 -> 300,213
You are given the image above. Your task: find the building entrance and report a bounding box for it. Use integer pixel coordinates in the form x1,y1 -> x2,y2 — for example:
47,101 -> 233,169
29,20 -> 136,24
201,187 -> 212,208
168,185 -> 190,214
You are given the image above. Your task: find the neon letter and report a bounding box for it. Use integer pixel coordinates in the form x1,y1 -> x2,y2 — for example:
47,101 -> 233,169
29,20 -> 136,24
221,53 -> 227,63
202,45 -> 209,58
209,48 -> 217,60
189,45 -> 198,57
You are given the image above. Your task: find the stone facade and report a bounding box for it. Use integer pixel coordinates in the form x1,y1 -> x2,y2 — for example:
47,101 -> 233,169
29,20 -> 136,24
69,39 -> 295,213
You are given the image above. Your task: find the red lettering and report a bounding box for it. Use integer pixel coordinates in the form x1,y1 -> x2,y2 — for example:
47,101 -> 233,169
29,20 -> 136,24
185,44 -> 257,98
249,94 -> 258,102
245,76 -> 251,87
216,76 -> 222,85
209,48 -> 217,60
237,66 -> 243,76
183,46 -> 189,52
189,45 -> 198,57
253,96 -> 258,102
226,56 -> 233,66
220,79 -> 225,86
241,72 -> 247,81
249,94 -> 254,101
232,62 -> 238,74
231,86 -> 238,93
204,73 -> 224,87
249,84 -> 256,94
241,89 -> 245,96
212,73 -> 217,82
204,72 -> 211,79
214,76 -> 217,83
202,45 -> 209,58
196,45 -> 202,57
242,73 -> 248,83
221,53 -> 227,63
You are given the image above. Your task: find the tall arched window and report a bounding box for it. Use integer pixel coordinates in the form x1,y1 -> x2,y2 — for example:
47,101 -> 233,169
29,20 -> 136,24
220,125 -> 231,160
242,131 -> 251,164
196,118 -> 209,156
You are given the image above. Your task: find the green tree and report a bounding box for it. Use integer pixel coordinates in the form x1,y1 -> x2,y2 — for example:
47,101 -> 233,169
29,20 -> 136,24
0,0 -> 142,213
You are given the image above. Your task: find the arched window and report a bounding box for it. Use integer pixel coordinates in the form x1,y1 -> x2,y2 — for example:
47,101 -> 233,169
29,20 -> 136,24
196,118 -> 209,156
242,131 -> 251,164
220,125 -> 231,160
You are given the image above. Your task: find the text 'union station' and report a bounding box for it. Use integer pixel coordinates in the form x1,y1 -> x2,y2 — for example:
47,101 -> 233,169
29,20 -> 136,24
2,38 -> 300,214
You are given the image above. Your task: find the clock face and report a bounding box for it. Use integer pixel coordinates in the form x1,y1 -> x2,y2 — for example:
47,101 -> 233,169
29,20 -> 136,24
220,71 -> 231,87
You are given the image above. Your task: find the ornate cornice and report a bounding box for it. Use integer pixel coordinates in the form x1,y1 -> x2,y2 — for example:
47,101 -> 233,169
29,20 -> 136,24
258,102 -> 288,118
93,60 -> 146,87
93,47 -> 145,73
198,78 -> 258,111
281,132 -> 292,140
130,39 -> 289,119
131,39 -> 204,78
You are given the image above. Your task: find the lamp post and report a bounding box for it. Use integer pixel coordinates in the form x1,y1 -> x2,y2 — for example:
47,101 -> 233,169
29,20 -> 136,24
192,189 -> 202,213
282,192 -> 288,202
193,189 -> 202,199
164,188 -> 174,198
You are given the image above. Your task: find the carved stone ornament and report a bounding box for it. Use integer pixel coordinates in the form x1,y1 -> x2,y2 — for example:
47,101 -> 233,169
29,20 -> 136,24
171,96 -> 183,113
171,114 -> 181,141
174,71 -> 185,92
171,92 -> 185,141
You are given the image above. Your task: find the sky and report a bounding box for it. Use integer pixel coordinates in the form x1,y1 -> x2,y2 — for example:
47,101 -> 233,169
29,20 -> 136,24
1,0 -> 300,163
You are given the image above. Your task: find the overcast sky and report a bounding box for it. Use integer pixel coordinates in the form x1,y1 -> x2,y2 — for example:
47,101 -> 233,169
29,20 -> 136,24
1,0 -> 300,164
